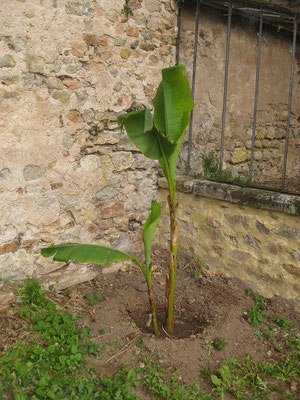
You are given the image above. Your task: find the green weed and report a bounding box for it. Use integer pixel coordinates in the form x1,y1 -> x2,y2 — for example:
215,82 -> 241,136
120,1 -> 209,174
213,337 -> 227,351
246,289 -> 268,327
84,292 -> 103,306
0,280 -> 138,399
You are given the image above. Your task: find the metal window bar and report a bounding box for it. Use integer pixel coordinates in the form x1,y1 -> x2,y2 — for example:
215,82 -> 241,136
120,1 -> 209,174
181,0 -> 299,194
175,0 -> 183,66
187,0 -> 201,174
249,9 -> 263,184
281,17 -> 297,190
219,1 -> 233,179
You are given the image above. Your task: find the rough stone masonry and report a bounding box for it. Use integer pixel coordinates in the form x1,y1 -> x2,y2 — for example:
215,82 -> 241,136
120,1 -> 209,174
0,0 -> 177,278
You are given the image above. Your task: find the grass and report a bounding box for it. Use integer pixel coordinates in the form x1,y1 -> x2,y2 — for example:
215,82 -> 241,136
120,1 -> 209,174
201,150 -> 249,185
0,281 -> 299,399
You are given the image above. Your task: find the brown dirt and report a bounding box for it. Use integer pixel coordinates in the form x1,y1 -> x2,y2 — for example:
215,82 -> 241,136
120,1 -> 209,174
0,244 -> 299,398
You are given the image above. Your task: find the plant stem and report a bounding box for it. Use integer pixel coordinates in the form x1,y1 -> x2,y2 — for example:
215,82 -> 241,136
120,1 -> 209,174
146,268 -> 159,336
165,194 -> 178,333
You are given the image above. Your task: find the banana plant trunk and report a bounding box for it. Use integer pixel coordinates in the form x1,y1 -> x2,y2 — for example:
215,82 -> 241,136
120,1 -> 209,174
165,194 -> 178,333
147,272 -> 159,336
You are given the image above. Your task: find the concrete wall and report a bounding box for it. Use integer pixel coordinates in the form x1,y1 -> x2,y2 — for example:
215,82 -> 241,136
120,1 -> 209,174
0,0 -> 177,278
158,177 -> 300,310
178,2 -> 300,192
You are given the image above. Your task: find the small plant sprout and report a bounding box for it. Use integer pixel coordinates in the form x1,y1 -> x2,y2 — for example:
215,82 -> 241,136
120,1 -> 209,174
41,65 -> 194,335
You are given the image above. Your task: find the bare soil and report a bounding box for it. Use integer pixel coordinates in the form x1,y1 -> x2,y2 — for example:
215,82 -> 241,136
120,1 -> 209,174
1,244 -> 299,398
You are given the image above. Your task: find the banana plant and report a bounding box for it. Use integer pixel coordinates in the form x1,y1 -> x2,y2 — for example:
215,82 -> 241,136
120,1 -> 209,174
118,65 -> 194,332
42,65 -> 193,335
42,200 -> 161,336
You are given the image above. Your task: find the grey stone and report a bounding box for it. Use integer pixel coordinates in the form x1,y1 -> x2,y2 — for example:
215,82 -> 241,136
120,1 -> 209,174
62,132 -> 76,149
125,190 -> 154,211
111,152 -> 134,171
35,76 -> 44,87
65,1 -> 93,17
130,40 -> 139,49
244,234 -> 261,250
291,249 -> 300,261
59,231 -> 80,240
43,262 -> 97,292
133,153 -> 156,169
108,67 -> 118,77
23,74 -> 35,88
6,36 -> 27,52
144,0 -> 161,13
0,168 -> 10,180
224,214 -> 249,229
112,232 -> 131,253
133,13 -> 147,25
141,30 -> 154,41
52,60 -> 62,73
275,225 -> 300,240
51,90 -> 70,104
82,109 -> 94,123
230,250 -> 251,261
25,54 -> 45,74
114,38 -> 126,46
229,235 -> 238,247
23,165 -> 46,181
102,262 -> 123,274
76,91 -> 89,103
255,220 -> 270,234
0,55 -> 16,68
66,63 -> 82,74
95,187 -> 119,201
46,77 -> 64,89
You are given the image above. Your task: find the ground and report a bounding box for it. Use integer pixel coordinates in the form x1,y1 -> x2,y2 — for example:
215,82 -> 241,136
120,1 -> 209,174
0,245 -> 299,399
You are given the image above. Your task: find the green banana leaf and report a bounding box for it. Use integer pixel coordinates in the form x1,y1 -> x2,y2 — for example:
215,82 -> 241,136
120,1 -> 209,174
142,200 -> 161,270
153,65 -> 194,144
41,243 -> 144,273
117,65 -> 193,186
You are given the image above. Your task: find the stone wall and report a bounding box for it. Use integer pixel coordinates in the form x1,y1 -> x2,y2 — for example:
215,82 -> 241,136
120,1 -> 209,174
158,177 -> 300,310
178,2 -> 300,192
0,0 -> 177,279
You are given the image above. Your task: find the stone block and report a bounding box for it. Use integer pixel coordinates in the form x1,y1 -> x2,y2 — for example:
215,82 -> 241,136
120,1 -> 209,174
25,54 -> 45,74
95,187 -> 119,201
144,0 -> 162,12
0,55 -> 16,68
111,152 -> 133,171
231,148 -> 248,164
0,240 -> 18,254
243,234 -> 261,250
43,262 -> 97,292
23,165 -> 46,181
100,202 -> 125,219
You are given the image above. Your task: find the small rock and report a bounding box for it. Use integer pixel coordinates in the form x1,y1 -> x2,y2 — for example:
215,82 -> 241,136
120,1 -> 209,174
23,165 -> 46,181
102,262 -> 123,274
0,55 -> 16,68
120,48 -> 131,60
95,186 -> 119,201
144,0 -> 162,13
43,262 -> 97,292
25,54 -> 45,74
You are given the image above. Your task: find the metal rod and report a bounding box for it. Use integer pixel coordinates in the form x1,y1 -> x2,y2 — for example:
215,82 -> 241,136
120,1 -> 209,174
186,0 -> 200,174
219,1 -> 232,179
281,17 -> 297,190
175,0 -> 183,65
249,10 -> 263,183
